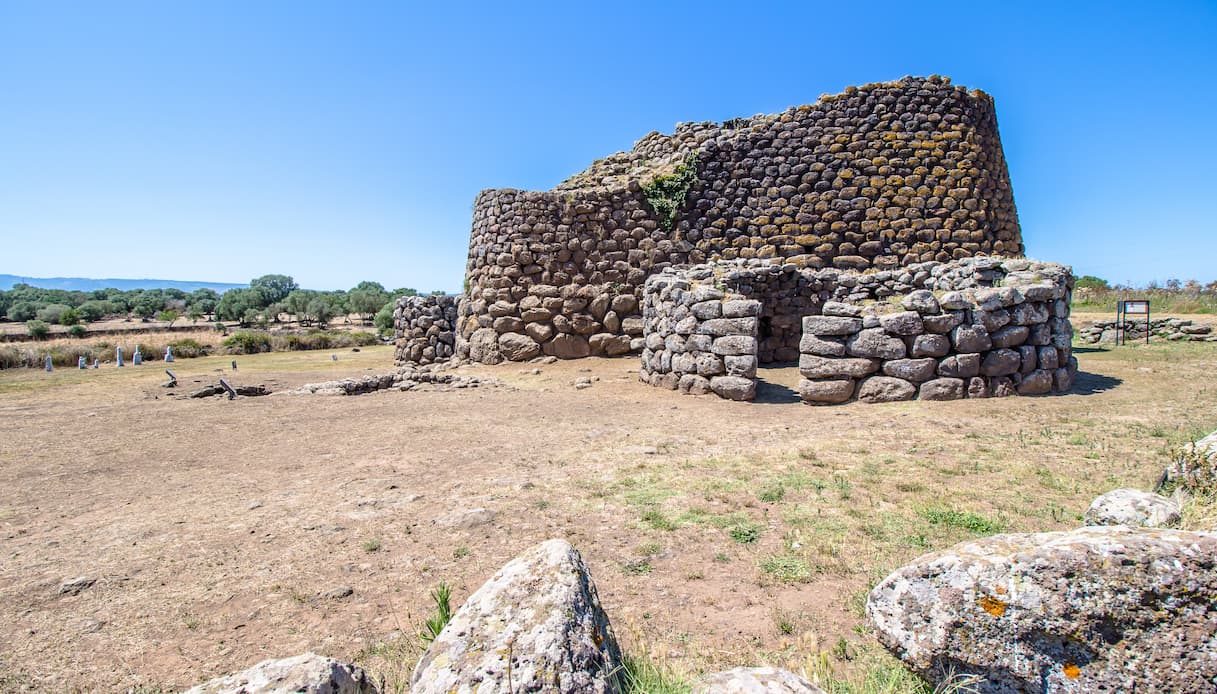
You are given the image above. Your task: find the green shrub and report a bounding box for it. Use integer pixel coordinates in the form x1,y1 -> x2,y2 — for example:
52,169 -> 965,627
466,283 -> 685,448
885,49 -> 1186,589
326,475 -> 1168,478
223,331 -> 272,354
25,320 -> 50,339
168,338 -> 210,358
641,155 -> 699,231
419,583 -> 453,644
35,304 -> 71,324
58,308 -> 81,326
729,521 -> 763,544
67,324 -> 87,338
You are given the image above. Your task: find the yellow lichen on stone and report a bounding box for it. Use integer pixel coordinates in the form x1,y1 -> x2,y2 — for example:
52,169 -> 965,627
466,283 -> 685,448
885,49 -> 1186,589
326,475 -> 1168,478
978,595 -> 1007,617
1063,662 -> 1081,679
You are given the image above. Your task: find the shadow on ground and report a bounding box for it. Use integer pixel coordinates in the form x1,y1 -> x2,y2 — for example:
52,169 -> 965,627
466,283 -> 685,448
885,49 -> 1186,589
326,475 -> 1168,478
755,363 -> 802,405
1072,371 -> 1122,395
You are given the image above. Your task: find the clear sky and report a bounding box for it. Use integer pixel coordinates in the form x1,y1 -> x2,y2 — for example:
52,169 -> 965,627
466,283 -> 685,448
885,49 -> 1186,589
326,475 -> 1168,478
1,1 -> 1214,291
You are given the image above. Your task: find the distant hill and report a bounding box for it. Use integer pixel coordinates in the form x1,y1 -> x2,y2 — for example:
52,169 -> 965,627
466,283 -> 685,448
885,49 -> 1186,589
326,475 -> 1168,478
0,274 -> 245,293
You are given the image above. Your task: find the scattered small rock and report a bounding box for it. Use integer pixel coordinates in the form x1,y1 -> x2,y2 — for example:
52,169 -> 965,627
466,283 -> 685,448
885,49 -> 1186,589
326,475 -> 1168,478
183,652 -> 376,693
1084,488 -> 1181,527
693,666 -> 826,694
319,586 -> 354,600
58,576 -> 96,596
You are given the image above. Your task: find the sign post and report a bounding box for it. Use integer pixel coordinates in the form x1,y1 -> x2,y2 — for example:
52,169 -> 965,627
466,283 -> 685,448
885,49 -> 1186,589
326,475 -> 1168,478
1117,300 -> 1150,345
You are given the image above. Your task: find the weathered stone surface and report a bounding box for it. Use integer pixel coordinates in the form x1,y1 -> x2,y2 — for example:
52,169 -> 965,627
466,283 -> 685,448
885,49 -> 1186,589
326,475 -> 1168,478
847,328 -> 906,359
901,290 -> 940,315
467,328 -> 503,365
879,311 -> 923,336
797,378 -> 856,405
822,301 -> 863,317
918,378 -> 965,401
710,376 -> 756,401
921,313 -> 963,334
990,325 -> 1029,349
979,348 -> 1021,377
712,335 -> 758,356
185,653 -> 375,694
411,539 -> 623,694
543,334 -> 591,359
856,376 -> 916,403
724,355 -> 758,379
678,373 -> 713,395
803,315 -> 862,336
1084,489 -> 1182,528
966,376 -> 989,398
799,333 -> 847,357
589,333 -> 632,356
867,527 -> 1217,693
1016,369 -> 1053,395
799,354 -> 879,379
937,353 -> 979,378
951,324 -> 992,353
721,300 -> 761,318
497,333 -> 541,362
697,318 -> 758,337
692,666 -> 826,694
937,291 -> 970,310
881,358 -> 938,383
910,334 -> 950,358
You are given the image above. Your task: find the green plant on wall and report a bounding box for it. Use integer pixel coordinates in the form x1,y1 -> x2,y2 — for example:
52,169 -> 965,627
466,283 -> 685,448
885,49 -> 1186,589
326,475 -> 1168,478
642,154 -> 698,231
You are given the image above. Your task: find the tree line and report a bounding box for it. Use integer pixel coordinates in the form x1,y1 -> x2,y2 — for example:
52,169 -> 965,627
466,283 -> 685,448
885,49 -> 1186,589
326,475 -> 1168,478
1,274 -> 443,335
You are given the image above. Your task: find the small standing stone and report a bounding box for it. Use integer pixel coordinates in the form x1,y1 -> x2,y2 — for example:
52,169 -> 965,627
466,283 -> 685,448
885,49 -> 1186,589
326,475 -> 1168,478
116,346 -> 124,367
164,345 -> 174,362
78,356 -> 86,369
45,355 -> 53,372
132,346 -> 142,365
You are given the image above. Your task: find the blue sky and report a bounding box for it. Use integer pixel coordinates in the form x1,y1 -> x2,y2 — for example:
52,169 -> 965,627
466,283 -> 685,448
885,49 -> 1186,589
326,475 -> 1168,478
1,1 -> 1214,291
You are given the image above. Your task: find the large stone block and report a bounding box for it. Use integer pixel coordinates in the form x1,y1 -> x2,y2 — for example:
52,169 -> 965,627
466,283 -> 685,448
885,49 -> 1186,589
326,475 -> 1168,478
412,539 -> 623,694
710,376 -> 756,401
799,354 -> 880,379
867,527 -> 1217,693
856,376 -> 916,403
803,315 -> 863,336
543,334 -> 591,359
846,328 -> 906,359
797,378 -> 856,405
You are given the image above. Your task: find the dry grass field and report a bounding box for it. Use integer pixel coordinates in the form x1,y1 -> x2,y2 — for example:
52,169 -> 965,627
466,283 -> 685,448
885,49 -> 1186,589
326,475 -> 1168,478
1,341 -> 1215,692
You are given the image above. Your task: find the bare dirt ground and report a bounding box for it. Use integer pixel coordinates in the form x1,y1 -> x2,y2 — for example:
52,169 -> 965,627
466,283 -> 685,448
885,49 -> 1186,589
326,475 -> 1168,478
1,342 -> 1215,692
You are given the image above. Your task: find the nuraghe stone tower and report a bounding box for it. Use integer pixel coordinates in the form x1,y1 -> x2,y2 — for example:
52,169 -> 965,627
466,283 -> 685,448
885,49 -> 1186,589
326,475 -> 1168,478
395,76 -> 1074,404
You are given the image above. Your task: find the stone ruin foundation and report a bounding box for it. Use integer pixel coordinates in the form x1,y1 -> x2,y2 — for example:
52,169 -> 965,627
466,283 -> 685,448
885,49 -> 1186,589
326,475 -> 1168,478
393,76 -> 1078,405
640,256 -> 1075,403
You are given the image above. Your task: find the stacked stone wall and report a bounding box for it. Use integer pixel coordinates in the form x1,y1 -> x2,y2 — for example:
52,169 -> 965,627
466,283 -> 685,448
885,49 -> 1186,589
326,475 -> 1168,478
456,76 -> 1023,365
639,256 -> 1074,404
393,295 -> 458,365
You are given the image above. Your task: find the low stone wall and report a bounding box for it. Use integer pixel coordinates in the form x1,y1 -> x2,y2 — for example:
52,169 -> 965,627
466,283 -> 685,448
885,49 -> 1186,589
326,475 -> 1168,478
640,256 -> 1074,404
393,295 -> 458,365
639,268 -> 761,400
1078,316 -> 1214,344
798,281 -> 1075,404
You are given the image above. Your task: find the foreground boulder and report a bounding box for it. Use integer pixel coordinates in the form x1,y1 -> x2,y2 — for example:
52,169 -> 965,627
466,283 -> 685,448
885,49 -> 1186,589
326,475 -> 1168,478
410,539 -> 622,693
1083,488 -> 1181,527
1157,428 -> 1217,495
867,526 -> 1217,693
692,666 -> 826,693
183,653 -> 376,693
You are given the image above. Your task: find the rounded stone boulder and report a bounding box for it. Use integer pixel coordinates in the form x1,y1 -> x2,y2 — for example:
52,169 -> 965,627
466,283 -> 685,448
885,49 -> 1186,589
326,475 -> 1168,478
184,653 -> 375,694
867,526 -> 1217,693
692,666 -> 827,694
411,539 -> 623,694
798,378 -> 856,405
543,334 -> 591,359
497,332 -> 541,361
710,375 -> 756,401
856,376 -> 916,403
1084,488 -> 1182,528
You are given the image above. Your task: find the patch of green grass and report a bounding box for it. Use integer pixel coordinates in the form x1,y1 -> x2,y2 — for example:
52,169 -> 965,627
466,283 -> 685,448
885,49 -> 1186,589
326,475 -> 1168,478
641,508 -> 678,531
452,545 -> 470,559
760,553 -> 813,583
621,559 -> 653,576
636,542 -> 662,556
619,652 -> 691,694
361,538 -> 382,553
758,481 -> 786,503
419,582 -> 453,645
918,507 -> 1005,534
729,521 -> 763,544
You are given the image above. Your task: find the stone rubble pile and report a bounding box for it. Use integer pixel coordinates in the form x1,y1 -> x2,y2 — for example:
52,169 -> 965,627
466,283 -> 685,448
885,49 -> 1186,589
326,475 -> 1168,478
285,367 -> 504,396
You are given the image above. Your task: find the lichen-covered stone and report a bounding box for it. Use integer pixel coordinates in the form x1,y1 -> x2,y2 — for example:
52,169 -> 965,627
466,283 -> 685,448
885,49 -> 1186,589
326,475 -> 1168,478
1084,489 -> 1182,528
867,527 -> 1217,693
411,539 -> 623,694
185,653 -> 376,694
856,376 -> 916,403
692,666 -> 826,694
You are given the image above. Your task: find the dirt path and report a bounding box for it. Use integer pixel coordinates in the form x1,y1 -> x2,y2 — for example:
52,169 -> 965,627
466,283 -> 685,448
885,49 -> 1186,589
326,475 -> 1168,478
1,344 -> 1215,691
